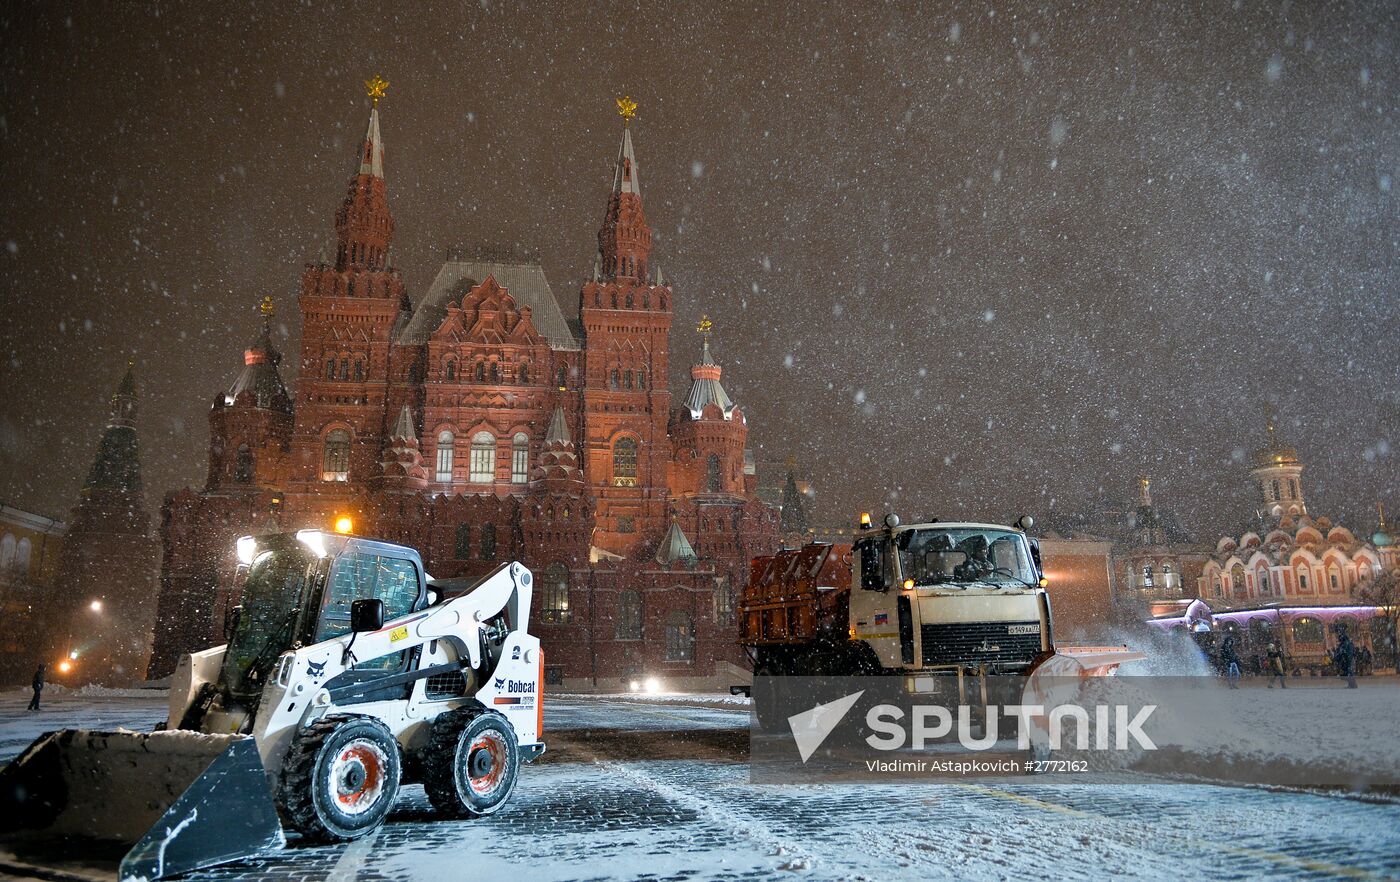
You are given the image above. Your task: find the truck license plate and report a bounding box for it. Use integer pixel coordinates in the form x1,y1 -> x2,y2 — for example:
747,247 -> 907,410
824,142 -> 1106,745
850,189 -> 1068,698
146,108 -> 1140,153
1006,624 -> 1040,635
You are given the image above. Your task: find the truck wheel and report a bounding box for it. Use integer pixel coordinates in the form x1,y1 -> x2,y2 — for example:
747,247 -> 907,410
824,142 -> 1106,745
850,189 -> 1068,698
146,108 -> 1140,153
423,707 -> 520,818
277,714 -> 402,842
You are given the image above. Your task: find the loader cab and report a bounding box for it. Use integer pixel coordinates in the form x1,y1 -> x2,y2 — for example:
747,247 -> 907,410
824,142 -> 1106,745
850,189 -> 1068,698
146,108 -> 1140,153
222,531 -> 427,700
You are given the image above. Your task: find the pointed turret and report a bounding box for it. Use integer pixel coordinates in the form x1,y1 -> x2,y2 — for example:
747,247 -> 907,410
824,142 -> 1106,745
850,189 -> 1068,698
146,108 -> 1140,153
85,365 -> 142,493
596,96 -> 652,284
656,519 -> 697,565
392,403 -> 417,441
546,406 -> 571,445
334,75 -> 394,272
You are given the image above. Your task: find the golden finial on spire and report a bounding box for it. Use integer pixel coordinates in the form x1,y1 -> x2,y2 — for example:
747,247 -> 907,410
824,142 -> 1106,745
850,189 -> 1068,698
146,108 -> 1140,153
259,295 -> 275,318
697,315 -> 712,338
616,95 -> 637,126
365,74 -> 389,106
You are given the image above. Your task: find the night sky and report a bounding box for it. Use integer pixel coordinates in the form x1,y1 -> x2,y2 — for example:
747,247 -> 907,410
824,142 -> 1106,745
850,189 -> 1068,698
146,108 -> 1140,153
1,1 -> 1396,540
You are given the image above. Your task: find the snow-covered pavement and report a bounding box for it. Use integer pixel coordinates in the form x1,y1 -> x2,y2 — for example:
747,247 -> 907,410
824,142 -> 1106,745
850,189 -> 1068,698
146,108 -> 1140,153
2,691 -> 1399,881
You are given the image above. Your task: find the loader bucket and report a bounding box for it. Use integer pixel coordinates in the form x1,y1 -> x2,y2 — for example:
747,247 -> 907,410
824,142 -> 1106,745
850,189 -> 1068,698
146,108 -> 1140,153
0,729 -> 285,881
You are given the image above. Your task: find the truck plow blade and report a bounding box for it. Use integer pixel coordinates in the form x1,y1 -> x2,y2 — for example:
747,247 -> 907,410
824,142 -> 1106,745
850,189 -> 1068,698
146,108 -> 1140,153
0,729 -> 285,881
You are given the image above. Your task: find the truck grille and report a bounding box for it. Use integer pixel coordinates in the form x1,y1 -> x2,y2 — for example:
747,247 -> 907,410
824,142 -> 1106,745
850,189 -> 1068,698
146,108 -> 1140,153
920,621 -> 1042,669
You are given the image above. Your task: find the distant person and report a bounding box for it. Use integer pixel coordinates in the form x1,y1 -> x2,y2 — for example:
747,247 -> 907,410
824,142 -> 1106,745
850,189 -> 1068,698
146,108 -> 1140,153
27,664 -> 45,711
1266,642 -> 1287,689
1331,626 -> 1358,689
1220,635 -> 1241,689
1357,645 -> 1372,677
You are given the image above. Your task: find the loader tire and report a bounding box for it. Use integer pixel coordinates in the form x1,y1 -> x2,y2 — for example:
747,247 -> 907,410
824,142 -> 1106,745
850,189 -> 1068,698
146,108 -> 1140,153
277,714 -> 402,842
422,707 -> 520,818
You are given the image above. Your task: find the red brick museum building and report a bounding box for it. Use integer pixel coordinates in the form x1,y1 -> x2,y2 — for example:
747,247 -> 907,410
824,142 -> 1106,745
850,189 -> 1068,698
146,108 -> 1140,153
149,93 -> 780,689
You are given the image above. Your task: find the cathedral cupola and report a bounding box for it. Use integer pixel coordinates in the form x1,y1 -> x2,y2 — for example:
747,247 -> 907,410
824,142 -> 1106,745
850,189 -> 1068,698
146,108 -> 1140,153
1249,415 -> 1306,520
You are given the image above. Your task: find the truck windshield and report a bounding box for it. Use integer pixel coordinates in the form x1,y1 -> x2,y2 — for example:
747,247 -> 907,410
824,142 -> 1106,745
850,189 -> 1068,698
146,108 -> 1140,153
896,527 -> 1037,588
222,544 -> 315,696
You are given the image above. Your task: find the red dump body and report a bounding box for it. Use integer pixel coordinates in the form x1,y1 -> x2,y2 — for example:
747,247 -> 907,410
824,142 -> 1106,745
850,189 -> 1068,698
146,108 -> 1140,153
739,542 -> 853,646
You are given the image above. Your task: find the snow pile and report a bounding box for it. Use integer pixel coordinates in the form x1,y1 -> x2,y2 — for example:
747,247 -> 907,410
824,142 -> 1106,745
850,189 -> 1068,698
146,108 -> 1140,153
1070,676 -> 1400,788
554,691 -> 751,707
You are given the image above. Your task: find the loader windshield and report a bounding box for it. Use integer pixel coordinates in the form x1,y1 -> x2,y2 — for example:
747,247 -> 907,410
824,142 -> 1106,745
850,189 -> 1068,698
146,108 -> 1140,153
222,543 -> 316,697
897,527 -> 1037,588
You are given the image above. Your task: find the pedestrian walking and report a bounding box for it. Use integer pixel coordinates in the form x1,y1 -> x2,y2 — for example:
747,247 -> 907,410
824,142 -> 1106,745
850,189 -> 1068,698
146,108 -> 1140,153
1266,642 -> 1287,689
1220,634 -> 1241,689
27,664 -> 45,711
1331,626 -> 1358,689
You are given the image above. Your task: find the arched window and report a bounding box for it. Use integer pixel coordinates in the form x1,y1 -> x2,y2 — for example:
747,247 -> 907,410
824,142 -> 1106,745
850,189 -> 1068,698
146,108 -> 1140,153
322,429 -> 350,481
490,362 -> 500,383
637,370 -> 646,390
470,431 -> 496,483
475,362 -> 485,382
1297,569 -> 1309,590
511,433 -> 529,483
479,523 -> 497,560
325,358 -> 336,380
541,563 -> 570,623
1258,569 -> 1270,595
610,369 -> 620,390
625,292 -> 634,308
624,370 -> 633,389
14,538 -> 31,579
445,360 -> 456,382
1230,563 -> 1246,596
1292,616 -> 1323,644
0,534 -> 15,575
353,360 -> 365,382
340,357 -> 350,380
519,363 -> 529,384
713,574 -> 734,625
436,430 -> 455,483
454,524 -> 471,559
1329,568 -> 1341,591
1289,479 -> 1298,500
1271,479 -> 1280,501
613,438 -> 638,485
665,609 -> 694,661
615,590 -> 642,639
557,367 -> 567,389
234,444 -> 254,484
706,454 -> 722,492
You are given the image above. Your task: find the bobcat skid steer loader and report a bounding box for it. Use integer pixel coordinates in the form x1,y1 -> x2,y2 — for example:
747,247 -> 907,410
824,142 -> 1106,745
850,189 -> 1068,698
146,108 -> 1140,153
0,530 -> 546,881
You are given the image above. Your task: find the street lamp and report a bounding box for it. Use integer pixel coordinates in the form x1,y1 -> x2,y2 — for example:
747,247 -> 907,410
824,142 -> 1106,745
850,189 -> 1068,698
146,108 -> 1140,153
89,599 -> 103,613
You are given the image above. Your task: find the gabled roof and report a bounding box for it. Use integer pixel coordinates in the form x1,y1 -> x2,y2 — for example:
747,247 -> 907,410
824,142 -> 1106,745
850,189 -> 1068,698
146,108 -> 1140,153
398,260 -> 581,350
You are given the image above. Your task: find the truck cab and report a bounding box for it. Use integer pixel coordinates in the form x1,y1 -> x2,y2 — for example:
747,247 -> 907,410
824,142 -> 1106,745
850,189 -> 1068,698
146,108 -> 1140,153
849,519 -> 1051,675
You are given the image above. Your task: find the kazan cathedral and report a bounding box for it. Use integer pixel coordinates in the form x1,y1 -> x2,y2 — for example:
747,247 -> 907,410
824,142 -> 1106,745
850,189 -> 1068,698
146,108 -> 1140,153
149,87 -> 780,689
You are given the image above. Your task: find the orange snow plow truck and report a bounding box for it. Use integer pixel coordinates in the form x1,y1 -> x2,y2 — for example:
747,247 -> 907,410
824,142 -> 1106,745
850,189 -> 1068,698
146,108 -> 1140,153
738,513 -> 1143,710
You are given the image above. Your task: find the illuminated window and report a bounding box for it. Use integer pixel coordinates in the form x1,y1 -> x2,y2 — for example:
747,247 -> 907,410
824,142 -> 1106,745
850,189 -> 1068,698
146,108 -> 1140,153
613,438 -> 638,484
714,574 -> 734,626
541,563 -> 570,623
322,429 -> 350,481
1292,616 -> 1323,643
470,432 -> 495,483
435,430 -> 455,483
511,433 -> 529,483
665,610 -> 694,661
